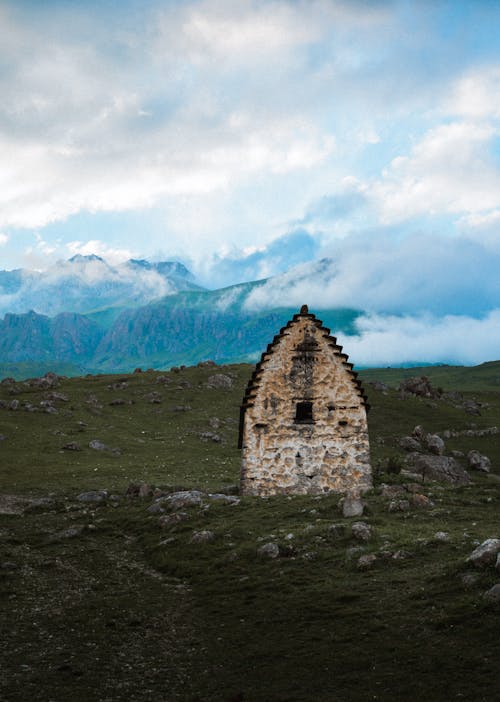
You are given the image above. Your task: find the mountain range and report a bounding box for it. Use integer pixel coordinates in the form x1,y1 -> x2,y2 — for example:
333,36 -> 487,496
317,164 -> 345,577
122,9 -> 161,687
0,255 -> 360,378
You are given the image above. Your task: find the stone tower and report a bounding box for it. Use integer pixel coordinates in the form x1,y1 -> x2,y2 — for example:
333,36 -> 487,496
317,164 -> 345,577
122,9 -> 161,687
239,305 -> 371,496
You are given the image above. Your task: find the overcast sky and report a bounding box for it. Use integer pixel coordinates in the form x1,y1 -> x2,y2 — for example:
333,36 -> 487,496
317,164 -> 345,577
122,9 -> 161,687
1,0 -> 500,363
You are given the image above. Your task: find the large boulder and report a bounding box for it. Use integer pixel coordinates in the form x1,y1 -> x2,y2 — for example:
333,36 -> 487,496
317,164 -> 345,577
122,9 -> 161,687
405,454 -> 471,485
399,376 -> 440,399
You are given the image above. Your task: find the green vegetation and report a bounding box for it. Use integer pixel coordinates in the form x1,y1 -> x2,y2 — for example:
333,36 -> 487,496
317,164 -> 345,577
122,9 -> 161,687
1,363 -> 499,701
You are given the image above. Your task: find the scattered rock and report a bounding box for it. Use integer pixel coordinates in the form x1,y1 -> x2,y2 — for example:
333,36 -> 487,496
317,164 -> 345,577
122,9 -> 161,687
206,374 -> 233,390
412,425 -> 424,439
258,542 -> 280,559
147,502 -> 165,514
483,584 -> 500,602
434,531 -> 451,542
399,376 -> 441,399
199,431 -> 222,443
341,495 -> 365,518
62,442 -> 81,451
467,450 -> 491,473
467,539 -> 500,567
171,405 -> 192,412
497,553 -> 500,572
191,530 -> 215,544
388,499 -> 410,513
409,493 -> 434,509
165,490 -> 203,510
76,490 -> 108,503
8,399 -> 19,410
399,436 -> 422,452
463,399 -> 481,416
357,554 -> 377,569
368,380 -> 389,393
405,454 -> 471,485
207,493 -> 240,505
89,439 -> 108,451
379,484 -> 406,498
351,522 -> 372,541
425,433 -> 445,456
159,512 -> 189,527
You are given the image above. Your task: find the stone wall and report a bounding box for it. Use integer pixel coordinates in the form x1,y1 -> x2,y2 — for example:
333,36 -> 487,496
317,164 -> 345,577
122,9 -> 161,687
240,309 -> 372,496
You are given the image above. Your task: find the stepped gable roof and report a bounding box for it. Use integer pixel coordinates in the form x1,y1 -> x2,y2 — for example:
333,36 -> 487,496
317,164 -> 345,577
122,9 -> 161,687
238,305 -> 369,448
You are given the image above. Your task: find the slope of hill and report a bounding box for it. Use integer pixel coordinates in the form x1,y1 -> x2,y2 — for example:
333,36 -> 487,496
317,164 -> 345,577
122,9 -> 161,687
0,363 -> 499,701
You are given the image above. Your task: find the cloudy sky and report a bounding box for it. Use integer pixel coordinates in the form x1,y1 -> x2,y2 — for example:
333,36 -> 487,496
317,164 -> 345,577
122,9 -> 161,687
1,0 -> 500,364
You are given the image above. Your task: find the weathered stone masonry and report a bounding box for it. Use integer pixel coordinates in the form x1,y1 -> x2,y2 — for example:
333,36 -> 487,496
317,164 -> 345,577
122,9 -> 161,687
239,305 -> 372,496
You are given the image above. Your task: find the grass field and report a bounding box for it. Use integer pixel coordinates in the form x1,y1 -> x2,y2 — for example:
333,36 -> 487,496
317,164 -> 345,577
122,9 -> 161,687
1,362 -> 499,701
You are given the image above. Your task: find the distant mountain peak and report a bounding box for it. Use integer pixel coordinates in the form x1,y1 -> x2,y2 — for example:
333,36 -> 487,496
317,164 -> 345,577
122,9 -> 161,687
67,254 -> 105,264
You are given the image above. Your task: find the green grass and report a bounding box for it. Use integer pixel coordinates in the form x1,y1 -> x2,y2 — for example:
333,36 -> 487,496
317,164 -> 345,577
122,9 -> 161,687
1,363 -> 500,701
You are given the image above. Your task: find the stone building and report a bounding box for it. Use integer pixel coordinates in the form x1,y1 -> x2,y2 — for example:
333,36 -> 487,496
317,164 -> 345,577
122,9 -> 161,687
239,305 -> 372,496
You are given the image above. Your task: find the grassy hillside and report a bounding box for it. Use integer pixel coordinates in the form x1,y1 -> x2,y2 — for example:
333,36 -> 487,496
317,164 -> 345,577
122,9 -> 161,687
1,363 -> 499,701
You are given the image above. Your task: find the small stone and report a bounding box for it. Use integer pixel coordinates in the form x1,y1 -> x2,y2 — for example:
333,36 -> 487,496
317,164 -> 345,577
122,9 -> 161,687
207,493 -> 240,505
89,440 -> 108,451
399,436 -> 422,452
258,542 -> 280,559
76,490 -> 108,503
62,442 -> 81,451
191,530 -> 215,544
467,450 -> 491,473
483,584 -> 500,601
388,499 -> 410,513
409,493 -> 433,509
351,521 -> 372,541
380,484 -> 406,498
50,526 -> 84,540
467,539 -> 500,567
497,553 -> 500,572
434,531 -> 450,542
147,502 -> 165,514
207,374 -> 233,390
357,554 -> 377,569
159,512 -> 189,527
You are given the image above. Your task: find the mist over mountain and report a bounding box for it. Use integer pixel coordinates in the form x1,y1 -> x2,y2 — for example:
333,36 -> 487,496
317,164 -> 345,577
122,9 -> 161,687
0,253 -> 499,379
0,255 -> 203,317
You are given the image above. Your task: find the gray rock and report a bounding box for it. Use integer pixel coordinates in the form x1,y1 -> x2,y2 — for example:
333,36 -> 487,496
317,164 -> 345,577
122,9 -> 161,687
406,454 -> 471,485
159,512 -> 189,527
434,531 -> 451,542
399,436 -> 422,452
409,493 -> 434,509
341,496 -> 365,518
425,433 -> 445,455
8,399 -> 19,410
88,440 -> 108,451
388,499 -> 410,512
351,522 -> 372,541
76,490 -> 108,503
467,450 -> 491,473
461,572 -> 480,588
191,530 -> 215,544
357,554 -> 377,569
258,542 -> 280,558
467,539 -> 500,567
207,374 -> 233,390
379,484 -> 406,498
207,493 -> 240,505
199,431 -> 222,443
497,553 -> 500,572
166,490 -> 203,510
147,502 -> 165,514
50,526 -> 84,540
483,584 -> 500,601
62,442 -> 81,451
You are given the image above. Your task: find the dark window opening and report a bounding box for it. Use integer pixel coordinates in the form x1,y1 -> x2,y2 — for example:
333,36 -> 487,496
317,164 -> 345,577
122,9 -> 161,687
339,419 -> 348,426
295,401 -> 314,423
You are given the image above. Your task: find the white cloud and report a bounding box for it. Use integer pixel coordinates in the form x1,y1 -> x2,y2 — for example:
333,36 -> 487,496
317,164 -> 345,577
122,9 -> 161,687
339,310 -> 500,367
372,121 -> 500,222
0,232 -> 8,245
444,66 -> 500,120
